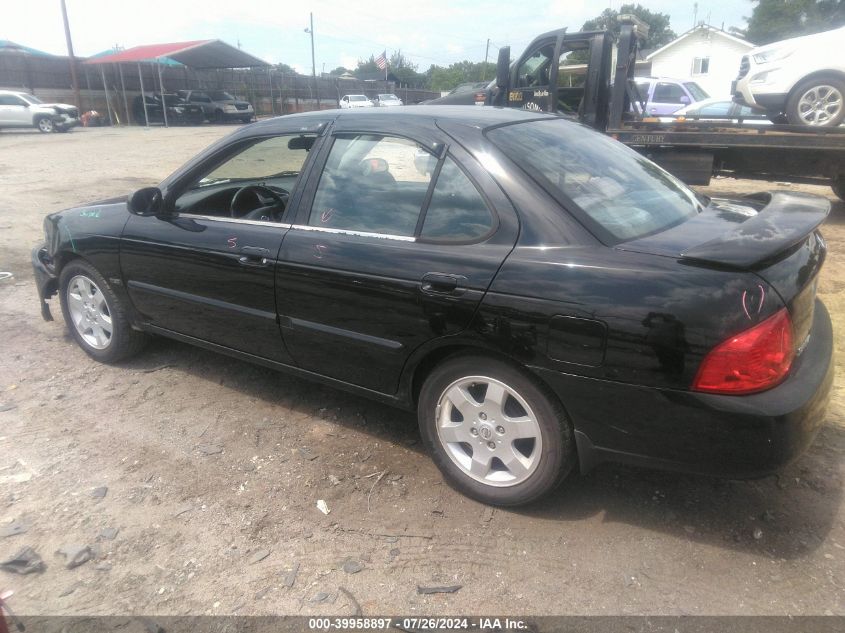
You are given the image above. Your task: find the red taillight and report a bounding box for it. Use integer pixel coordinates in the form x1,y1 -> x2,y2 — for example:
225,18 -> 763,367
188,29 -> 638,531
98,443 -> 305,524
692,307 -> 795,395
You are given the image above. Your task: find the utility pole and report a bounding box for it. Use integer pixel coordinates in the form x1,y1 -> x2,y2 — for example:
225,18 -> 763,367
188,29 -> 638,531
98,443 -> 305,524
304,12 -> 319,109
60,0 -> 81,110
482,38 -> 490,80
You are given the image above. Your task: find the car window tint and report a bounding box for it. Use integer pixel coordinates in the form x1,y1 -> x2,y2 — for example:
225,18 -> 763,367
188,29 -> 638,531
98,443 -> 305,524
421,157 -> 493,241
698,102 -> 731,115
488,119 -> 701,243
198,134 -> 314,184
653,82 -> 684,102
309,134 -> 434,236
516,45 -> 553,87
0,95 -> 25,106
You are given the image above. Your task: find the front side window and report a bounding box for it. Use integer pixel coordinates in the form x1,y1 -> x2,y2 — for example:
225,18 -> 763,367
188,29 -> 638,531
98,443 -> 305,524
653,82 -> 685,103
0,95 -> 27,106
516,45 -> 553,87
19,94 -> 43,105
487,119 -> 702,243
309,135 -> 433,236
174,133 -> 316,218
209,91 -> 236,101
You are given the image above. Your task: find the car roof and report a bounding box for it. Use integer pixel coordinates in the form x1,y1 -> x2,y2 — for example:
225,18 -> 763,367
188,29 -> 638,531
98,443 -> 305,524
249,105 -> 556,134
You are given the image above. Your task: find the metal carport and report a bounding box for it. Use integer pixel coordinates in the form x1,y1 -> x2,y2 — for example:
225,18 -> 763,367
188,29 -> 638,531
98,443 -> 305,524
84,40 -> 269,127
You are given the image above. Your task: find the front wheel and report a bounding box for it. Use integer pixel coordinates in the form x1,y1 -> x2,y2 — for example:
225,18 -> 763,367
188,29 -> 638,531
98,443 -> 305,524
59,260 -> 145,363
35,116 -> 54,133
418,355 -> 575,506
786,76 -> 845,126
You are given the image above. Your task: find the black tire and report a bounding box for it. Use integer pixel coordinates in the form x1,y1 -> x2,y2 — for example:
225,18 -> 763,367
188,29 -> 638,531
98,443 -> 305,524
417,354 -> 575,506
241,116 -> 252,124
786,75 -> 845,127
59,259 -> 145,363
214,109 -> 224,123
35,116 -> 54,133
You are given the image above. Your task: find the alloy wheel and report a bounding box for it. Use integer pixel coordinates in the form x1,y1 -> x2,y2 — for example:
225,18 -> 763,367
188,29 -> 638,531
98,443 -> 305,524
66,275 -> 113,349
797,85 -> 843,125
435,376 -> 543,487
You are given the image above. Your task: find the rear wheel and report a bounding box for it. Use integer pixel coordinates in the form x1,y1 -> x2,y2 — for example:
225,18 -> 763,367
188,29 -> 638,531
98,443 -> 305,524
786,75 -> 845,126
35,116 -> 54,133
418,355 -> 575,506
59,260 -> 145,363
214,109 -> 224,123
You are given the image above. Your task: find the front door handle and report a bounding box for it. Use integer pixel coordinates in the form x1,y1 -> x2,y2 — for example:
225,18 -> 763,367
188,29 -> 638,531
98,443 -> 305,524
421,272 -> 460,294
238,246 -> 271,267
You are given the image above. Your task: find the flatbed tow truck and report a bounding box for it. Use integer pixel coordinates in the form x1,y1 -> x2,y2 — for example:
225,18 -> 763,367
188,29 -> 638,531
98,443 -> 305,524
466,18 -> 845,199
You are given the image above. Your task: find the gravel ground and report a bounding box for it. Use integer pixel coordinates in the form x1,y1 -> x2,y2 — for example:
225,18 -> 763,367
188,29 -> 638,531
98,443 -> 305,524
0,124 -> 843,617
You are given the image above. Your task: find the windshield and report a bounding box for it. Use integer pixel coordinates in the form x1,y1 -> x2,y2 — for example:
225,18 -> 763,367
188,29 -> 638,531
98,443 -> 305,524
209,91 -> 236,101
20,94 -> 43,105
379,94 -> 398,100
684,82 -> 709,101
487,119 -> 702,243
349,95 -> 367,101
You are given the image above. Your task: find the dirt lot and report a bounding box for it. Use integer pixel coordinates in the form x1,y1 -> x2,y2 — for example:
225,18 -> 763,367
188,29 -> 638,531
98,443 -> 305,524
0,125 -> 843,617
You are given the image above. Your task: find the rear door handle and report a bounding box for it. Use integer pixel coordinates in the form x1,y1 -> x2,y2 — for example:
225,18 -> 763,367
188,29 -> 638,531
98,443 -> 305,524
421,272 -> 460,294
238,246 -> 271,267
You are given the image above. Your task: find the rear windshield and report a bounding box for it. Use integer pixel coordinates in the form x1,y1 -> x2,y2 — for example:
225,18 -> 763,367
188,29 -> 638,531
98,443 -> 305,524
684,82 -> 709,101
487,119 -> 702,243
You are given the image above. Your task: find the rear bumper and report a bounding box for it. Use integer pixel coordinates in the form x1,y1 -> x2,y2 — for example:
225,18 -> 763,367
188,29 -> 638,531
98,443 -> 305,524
31,243 -> 57,321
535,299 -> 834,478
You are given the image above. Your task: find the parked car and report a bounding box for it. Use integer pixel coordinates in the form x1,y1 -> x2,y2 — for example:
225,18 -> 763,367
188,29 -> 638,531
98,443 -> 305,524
177,89 -> 254,123
660,97 -> 771,125
733,25 -> 845,126
32,107 -> 833,506
132,93 -> 205,126
633,77 -> 710,115
340,94 -> 374,108
374,93 -> 403,107
0,90 -> 79,132
420,81 -> 492,105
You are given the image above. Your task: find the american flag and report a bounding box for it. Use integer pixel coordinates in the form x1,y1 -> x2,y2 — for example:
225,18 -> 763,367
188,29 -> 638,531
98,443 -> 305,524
375,50 -> 387,70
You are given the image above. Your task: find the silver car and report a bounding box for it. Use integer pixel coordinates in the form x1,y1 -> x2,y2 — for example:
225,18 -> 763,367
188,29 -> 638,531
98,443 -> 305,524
0,90 -> 79,132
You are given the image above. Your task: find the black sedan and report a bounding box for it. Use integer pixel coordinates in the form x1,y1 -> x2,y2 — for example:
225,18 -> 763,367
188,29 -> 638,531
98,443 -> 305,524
31,106 -> 834,506
132,93 -> 205,126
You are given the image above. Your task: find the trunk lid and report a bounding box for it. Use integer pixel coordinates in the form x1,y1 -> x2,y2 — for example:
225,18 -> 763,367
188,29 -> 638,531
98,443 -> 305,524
620,190 -> 829,354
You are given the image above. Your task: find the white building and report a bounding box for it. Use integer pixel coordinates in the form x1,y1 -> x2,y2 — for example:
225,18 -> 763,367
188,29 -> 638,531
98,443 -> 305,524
646,25 -> 754,97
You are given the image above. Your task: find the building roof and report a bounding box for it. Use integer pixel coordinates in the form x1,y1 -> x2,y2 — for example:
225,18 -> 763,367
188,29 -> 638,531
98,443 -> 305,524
0,39 -> 55,57
83,39 -> 268,68
646,25 -> 753,61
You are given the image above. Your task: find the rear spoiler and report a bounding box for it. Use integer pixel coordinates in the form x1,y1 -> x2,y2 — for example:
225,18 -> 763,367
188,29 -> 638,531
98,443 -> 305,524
680,191 -> 830,268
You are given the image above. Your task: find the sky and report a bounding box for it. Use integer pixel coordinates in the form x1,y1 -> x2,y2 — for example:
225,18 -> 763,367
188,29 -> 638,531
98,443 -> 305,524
4,1 -> 753,73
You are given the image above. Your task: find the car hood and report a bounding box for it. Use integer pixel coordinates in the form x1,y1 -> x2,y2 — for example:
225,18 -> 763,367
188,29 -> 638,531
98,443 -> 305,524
40,102 -> 78,112
750,25 -> 845,55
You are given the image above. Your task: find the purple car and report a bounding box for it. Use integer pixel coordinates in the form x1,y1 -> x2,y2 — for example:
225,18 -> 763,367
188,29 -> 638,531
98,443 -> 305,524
634,77 -> 710,115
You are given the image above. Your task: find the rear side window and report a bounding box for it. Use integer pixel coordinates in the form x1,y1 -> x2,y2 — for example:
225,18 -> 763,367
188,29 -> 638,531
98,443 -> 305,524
487,119 -> 701,243
421,158 -> 493,241
698,102 -> 731,115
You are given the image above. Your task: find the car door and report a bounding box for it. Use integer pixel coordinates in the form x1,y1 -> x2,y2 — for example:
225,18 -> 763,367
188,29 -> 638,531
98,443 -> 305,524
120,124 -> 327,363
275,124 -> 519,394
648,81 -> 688,115
0,94 -> 30,126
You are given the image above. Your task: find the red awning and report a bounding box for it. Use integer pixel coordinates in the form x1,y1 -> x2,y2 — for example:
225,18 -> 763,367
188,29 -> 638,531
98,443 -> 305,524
84,39 -> 268,68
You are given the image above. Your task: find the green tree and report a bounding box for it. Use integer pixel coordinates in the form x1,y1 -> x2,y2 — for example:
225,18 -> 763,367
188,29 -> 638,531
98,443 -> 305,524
745,0 -> 845,44
425,61 -> 496,91
578,3 -> 676,51
274,62 -> 297,74
328,66 -> 353,76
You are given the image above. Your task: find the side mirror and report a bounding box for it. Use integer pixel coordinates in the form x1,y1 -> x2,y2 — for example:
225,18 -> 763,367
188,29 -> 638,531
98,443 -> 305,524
128,187 -> 164,216
494,46 -> 511,106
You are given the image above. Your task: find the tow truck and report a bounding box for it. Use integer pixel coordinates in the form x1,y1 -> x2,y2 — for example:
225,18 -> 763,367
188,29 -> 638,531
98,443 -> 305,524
457,17 -> 845,199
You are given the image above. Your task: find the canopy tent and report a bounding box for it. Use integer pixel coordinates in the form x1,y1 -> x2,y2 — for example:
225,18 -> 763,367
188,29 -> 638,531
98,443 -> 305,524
0,39 -> 55,57
88,47 -> 183,67
84,39 -> 268,69
84,39 -> 269,127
